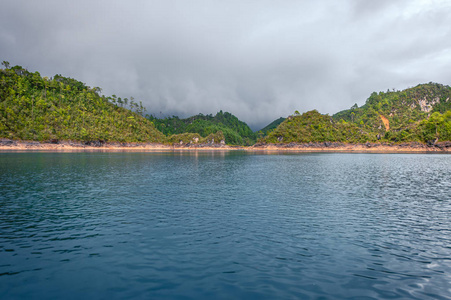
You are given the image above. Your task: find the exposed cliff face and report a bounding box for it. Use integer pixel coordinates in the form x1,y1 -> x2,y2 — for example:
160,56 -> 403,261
417,97 -> 440,112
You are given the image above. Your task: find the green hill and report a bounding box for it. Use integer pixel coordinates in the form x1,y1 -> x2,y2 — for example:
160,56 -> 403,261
148,111 -> 256,145
257,117 -> 285,136
263,83 -> 451,144
263,110 -> 372,144
333,83 -> 451,143
3,62 -> 450,146
0,62 -> 165,143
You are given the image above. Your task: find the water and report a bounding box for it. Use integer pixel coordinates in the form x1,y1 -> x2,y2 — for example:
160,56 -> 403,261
1,152 -> 450,299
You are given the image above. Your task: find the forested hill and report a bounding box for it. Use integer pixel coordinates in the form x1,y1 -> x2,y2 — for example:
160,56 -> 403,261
0,62 -> 165,143
3,62 -> 450,146
263,110 -> 371,143
148,111 -> 257,145
263,83 -> 451,144
332,83 -> 451,142
257,117 -> 286,136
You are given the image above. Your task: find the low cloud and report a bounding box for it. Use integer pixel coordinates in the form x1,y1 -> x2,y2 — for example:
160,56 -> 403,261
1,0 -> 450,129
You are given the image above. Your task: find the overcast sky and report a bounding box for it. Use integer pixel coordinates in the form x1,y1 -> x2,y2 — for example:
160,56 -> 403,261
1,0 -> 451,129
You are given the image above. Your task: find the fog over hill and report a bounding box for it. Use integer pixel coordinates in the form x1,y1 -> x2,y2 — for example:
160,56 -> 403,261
1,0 -> 451,129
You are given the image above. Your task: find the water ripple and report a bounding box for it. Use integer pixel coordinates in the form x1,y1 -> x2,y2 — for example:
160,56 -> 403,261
0,152 -> 450,299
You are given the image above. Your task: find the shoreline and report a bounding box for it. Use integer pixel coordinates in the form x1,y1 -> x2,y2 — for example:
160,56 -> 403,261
248,142 -> 451,153
0,139 -> 237,152
1,139 -> 451,153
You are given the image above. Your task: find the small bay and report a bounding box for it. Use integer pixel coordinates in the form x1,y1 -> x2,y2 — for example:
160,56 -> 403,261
0,152 -> 450,299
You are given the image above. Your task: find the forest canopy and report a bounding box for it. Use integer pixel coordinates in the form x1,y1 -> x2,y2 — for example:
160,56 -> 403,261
262,83 -> 451,144
148,111 -> 256,145
0,62 -> 165,142
2,61 -> 451,146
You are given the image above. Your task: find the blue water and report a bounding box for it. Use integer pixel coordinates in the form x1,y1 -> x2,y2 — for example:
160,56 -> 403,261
1,152 -> 450,299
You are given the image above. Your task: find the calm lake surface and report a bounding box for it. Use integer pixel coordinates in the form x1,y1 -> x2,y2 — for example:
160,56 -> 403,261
1,152 -> 450,299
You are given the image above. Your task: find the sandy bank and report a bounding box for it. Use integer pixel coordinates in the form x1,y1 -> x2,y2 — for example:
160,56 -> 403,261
1,139 -> 451,153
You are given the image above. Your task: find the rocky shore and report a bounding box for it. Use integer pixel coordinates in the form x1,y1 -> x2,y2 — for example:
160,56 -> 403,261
0,139 -> 235,151
1,139 -> 451,152
250,141 -> 451,152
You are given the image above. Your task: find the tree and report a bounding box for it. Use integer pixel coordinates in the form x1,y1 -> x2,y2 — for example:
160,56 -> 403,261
111,94 -> 117,106
1,61 -> 10,69
139,101 -> 146,116
93,87 -> 102,95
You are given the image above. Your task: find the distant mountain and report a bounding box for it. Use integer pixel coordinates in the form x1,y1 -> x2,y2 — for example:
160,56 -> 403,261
257,117 -> 285,136
148,111 -> 256,145
0,62 -> 165,143
262,83 -> 451,144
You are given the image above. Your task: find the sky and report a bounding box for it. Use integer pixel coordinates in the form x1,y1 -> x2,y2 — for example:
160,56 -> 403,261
1,0 -> 451,130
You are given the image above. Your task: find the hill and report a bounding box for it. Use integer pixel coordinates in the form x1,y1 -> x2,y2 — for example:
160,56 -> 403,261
0,62 -> 165,143
148,111 -> 256,145
262,83 -> 451,144
257,117 -> 285,136
333,83 -> 451,142
3,62 -> 450,147
263,110 -> 372,144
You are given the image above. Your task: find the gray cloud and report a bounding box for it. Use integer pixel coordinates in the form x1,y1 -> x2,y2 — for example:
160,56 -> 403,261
1,0 -> 451,129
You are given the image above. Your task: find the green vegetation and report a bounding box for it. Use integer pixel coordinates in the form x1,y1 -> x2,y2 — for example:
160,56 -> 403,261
2,60 -> 451,146
418,111 -> 451,143
256,117 -> 285,137
263,83 -> 451,144
333,83 -> 451,142
0,61 -> 248,146
148,111 -> 256,145
264,110 -> 373,143
167,131 -> 225,145
0,62 -> 165,142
